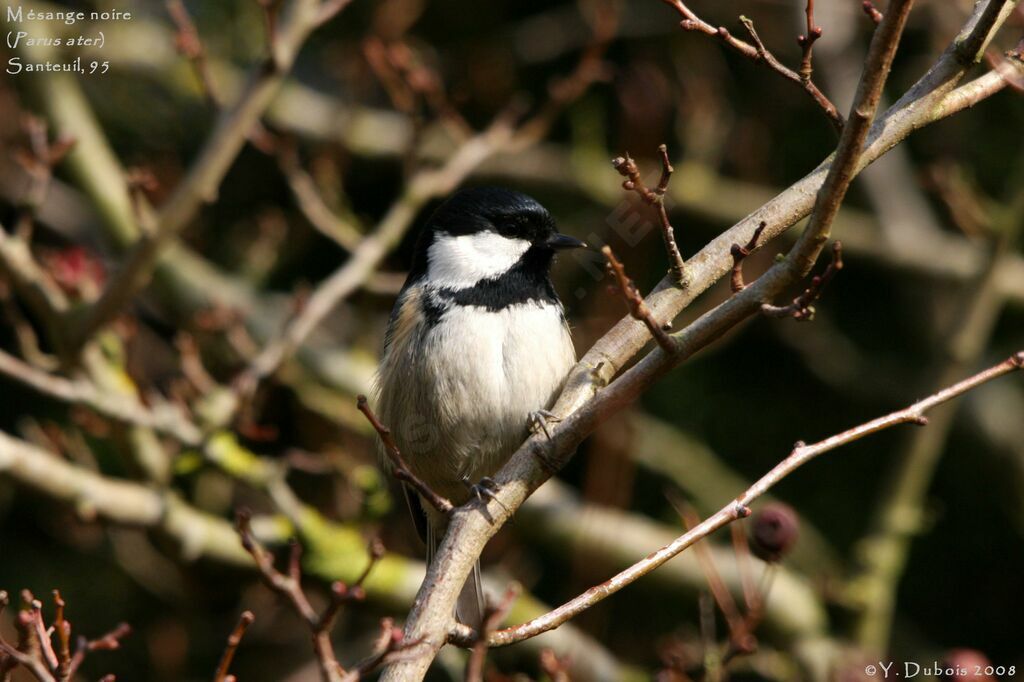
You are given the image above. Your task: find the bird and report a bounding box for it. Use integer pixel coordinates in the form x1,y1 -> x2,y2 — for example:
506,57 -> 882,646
374,186 -> 585,627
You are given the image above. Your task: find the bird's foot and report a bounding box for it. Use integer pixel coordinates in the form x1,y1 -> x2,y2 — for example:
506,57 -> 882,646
461,476 -> 509,515
528,409 -> 562,440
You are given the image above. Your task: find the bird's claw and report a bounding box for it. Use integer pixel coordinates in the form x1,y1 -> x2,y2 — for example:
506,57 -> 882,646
461,476 -> 509,514
528,409 -> 562,440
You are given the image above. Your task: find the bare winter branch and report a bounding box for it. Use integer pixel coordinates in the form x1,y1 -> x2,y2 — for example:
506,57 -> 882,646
662,0 -> 844,131
480,352 -> 1023,647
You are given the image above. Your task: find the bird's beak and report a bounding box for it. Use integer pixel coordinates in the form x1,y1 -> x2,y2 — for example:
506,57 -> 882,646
546,233 -> 587,250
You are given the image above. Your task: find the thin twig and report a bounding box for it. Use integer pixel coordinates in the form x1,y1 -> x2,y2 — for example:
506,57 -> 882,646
481,352 -> 1024,646
356,396 -> 454,514
611,147 -> 687,283
213,611 -> 255,682
166,0 -> 220,107
675,503 -> 755,658
465,585 -> 520,682
274,140 -> 365,250
797,0 -> 823,81
66,623 -> 131,678
539,649 -> 572,682
52,591 -> 71,680
235,512 -> 406,682
761,241 -> 844,321
729,222 -> 766,293
236,510 -> 345,682
345,619 -> 413,680
602,247 -> 676,353
661,1 -> 844,131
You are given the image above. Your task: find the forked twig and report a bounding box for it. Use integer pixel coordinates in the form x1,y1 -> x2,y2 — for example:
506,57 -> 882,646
730,222 -> 767,293
761,241 -> 844,321
611,146 -> 687,283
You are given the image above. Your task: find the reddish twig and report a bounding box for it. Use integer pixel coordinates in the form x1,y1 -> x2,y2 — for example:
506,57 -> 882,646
12,116 -> 76,240
67,623 -> 132,678
465,585 -> 520,682
539,648 -> 572,682
356,395 -> 454,514
166,0 -> 220,107
0,589 -> 128,682
661,1 -> 844,132
729,523 -> 758,617
213,611 -> 255,682
986,40 -> 1024,94
346,618 -> 413,679
318,538 -> 384,632
797,0 -> 823,81
730,221 -> 767,293
257,0 -> 284,55
51,591 -> 71,680
611,147 -> 687,283
674,503 -> 756,659
27,598 -> 59,672
602,247 -> 677,354
761,241 -> 844,321
235,513 -> 396,682
363,38 -> 471,140
862,1 -> 884,25
236,510 -> 346,681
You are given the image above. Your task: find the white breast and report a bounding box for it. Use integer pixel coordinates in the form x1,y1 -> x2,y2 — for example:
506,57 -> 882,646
417,300 -> 575,485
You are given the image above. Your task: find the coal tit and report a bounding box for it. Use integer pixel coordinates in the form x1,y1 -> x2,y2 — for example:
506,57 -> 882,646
374,186 -> 585,625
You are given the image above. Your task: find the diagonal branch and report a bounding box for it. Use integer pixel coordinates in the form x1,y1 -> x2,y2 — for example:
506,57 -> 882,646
603,246 -> 677,353
213,611 -> 255,682
482,353 -> 1023,645
356,396 -> 455,515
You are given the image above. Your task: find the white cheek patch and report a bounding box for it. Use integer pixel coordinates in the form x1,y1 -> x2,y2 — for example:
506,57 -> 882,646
426,231 -> 532,289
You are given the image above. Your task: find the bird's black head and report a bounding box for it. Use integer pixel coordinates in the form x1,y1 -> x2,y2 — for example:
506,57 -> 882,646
405,186 -> 585,294
427,186 -> 558,243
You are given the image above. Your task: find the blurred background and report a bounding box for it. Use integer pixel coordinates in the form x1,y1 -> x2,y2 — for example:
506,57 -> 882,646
1,0 -> 1023,679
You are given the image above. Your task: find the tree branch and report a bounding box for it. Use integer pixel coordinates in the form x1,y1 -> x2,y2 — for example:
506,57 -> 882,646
484,353 -> 1022,645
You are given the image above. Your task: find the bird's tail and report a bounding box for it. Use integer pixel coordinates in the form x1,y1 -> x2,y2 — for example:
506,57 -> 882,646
427,524 -> 485,630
